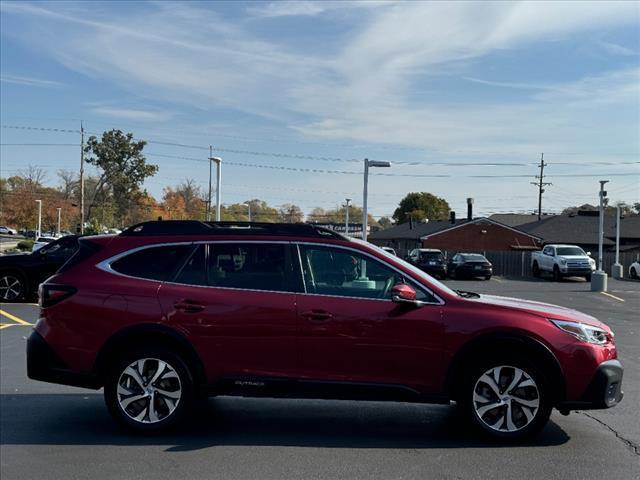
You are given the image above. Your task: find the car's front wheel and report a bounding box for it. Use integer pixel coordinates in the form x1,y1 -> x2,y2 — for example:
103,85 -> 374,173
631,267 -> 638,279
0,271 -> 26,302
104,349 -> 195,432
460,359 -> 552,441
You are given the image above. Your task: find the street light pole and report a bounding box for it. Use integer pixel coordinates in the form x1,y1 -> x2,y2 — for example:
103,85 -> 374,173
208,156 -> 223,222
35,199 -> 42,238
362,159 -> 391,241
56,207 -> 61,236
591,180 -> 609,292
344,198 -> 351,236
612,204 -> 623,278
207,146 -> 213,221
244,202 -> 252,222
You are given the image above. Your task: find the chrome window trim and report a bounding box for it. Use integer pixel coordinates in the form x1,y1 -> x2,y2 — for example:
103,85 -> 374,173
96,239 -> 445,305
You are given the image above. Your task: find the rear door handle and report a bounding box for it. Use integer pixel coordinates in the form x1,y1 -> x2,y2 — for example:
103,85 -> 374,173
301,310 -> 333,321
174,300 -> 205,313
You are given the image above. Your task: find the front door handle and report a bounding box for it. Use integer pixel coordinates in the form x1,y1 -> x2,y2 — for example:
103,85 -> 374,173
301,310 -> 333,321
174,300 -> 205,313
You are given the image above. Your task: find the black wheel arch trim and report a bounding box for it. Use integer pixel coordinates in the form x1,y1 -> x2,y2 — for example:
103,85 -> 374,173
444,331 -> 566,403
93,323 -> 207,388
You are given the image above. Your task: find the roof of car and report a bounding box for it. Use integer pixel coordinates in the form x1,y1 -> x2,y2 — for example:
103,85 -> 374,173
121,220 -> 349,240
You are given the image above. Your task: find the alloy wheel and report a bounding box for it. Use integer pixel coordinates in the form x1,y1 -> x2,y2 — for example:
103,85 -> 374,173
0,275 -> 22,301
117,358 -> 182,424
473,365 -> 540,433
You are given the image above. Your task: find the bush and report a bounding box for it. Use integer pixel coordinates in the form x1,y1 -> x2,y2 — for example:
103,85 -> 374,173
17,240 -> 35,251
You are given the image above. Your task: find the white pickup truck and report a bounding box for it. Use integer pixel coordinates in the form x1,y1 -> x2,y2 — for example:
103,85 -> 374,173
531,244 -> 596,281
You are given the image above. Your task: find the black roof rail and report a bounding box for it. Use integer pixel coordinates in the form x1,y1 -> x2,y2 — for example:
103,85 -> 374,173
120,220 -> 348,239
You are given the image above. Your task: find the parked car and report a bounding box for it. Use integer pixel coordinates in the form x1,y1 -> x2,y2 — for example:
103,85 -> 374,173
531,244 -> 595,281
32,236 -> 59,252
380,246 -> 397,256
0,235 -> 79,301
448,253 -> 493,280
0,226 -> 18,235
407,248 -> 447,279
629,261 -> 640,279
27,221 -> 623,440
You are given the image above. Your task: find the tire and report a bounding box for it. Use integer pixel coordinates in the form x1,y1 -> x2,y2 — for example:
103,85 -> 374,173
104,348 -> 195,433
0,270 -> 27,302
459,357 -> 552,441
585,274 -> 591,282
631,267 -> 638,279
485,275 -> 492,281
532,262 -> 540,278
552,266 -> 562,282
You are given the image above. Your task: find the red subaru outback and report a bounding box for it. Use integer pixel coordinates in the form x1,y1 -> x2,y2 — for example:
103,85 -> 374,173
27,221 -> 623,440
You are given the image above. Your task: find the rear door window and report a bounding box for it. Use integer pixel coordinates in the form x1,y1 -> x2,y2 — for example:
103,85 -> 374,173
207,243 -> 292,292
111,244 -> 192,281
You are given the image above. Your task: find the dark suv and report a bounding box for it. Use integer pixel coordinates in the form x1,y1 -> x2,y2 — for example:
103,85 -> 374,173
28,221 -> 623,440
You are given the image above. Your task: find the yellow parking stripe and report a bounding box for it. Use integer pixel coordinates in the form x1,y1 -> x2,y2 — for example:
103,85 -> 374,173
0,323 -> 16,330
600,292 -> 625,302
0,309 -> 33,325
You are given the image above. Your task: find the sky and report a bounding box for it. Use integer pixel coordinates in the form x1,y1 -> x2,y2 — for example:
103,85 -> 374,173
1,0 -> 639,220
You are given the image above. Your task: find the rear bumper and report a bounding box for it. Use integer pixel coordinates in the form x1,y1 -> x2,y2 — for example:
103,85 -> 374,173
558,359 -> 623,410
27,330 -> 101,389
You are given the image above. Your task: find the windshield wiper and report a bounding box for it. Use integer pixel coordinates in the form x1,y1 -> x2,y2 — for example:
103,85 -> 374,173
456,290 -> 480,299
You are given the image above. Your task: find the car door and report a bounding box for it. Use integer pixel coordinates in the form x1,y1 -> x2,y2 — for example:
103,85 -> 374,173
295,243 -> 445,393
542,246 -> 554,270
158,242 -> 299,382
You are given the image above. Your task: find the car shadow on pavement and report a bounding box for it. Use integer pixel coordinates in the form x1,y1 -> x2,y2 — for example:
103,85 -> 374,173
0,394 -> 570,450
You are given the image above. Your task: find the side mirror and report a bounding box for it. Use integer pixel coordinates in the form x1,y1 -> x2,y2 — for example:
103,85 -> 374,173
391,283 -> 424,307
586,251 -> 591,256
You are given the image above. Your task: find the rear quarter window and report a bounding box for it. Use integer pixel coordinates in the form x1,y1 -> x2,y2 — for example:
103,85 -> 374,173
110,244 -> 192,281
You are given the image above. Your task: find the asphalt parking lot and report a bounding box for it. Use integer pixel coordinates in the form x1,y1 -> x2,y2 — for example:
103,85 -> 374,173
1,277 -> 639,480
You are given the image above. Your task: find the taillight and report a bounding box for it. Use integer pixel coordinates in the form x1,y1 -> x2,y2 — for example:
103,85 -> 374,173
39,284 -> 77,308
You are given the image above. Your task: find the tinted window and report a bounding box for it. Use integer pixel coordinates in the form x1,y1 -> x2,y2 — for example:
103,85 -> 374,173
556,247 -> 586,256
40,236 -> 78,259
300,245 -> 433,301
111,245 -> 192,281
208,243 -> 289,292
173,244 -> 207,285
461,254 -> 488,262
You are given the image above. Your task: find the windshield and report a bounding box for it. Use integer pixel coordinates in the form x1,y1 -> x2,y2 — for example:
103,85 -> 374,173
556,247 -> 587,256
461,254 -> 488,262
419,252 -> 443,261
355,240 -> 458,297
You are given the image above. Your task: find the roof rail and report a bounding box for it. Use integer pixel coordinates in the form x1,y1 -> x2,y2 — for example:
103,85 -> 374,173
120,220 -> 348,239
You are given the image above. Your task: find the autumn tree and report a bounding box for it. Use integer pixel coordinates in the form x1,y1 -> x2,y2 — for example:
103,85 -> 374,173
392,192 -> 450,224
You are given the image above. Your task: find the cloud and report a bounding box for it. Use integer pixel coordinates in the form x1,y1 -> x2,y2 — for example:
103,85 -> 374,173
90,107 -> 171,122
0,73 -> 62,88
2,1 -> 639,156
596,40 -> 637,57
246,1 -> 326,18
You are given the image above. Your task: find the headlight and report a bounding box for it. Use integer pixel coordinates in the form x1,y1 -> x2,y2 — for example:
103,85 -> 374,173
559,258 -> 567,265
550,319 -> 610,345
589,258 -> 596,266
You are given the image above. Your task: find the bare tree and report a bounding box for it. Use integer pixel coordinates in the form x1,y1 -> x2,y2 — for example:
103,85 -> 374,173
18,165 -> 47,191
57,169 -> 78,199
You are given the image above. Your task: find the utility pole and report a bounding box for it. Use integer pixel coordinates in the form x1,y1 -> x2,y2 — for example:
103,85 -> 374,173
35,199 -> 42,238
612,204 -> 622,279
530,153 -> 551,220
56,207 -> 61,236
344,198 -> 351,236
80,121 -> 85,234
207,146 -> 213,221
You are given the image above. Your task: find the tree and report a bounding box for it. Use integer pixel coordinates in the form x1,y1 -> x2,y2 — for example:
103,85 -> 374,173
392,192 -> 450,224
57,170 -> 78,200
279,204 -> 304,223
84,129 -> 158,226
377,216 -> 393,229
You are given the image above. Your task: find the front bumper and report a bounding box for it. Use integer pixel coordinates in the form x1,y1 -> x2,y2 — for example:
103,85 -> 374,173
558,359 -> 623,410
27,330 -> 101,389
560,267 -> 593,275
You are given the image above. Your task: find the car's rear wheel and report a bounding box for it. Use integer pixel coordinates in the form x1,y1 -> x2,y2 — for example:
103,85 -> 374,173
104,348 -> 195,433
0,271 -> 26,302
532,262 -> 540,278
460,359 -> 552,441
